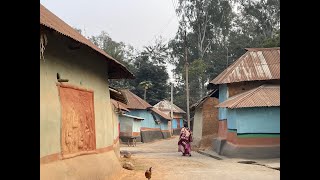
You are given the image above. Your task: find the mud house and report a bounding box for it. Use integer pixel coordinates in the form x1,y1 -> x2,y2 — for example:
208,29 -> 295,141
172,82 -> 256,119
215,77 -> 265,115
210,47 -> 280,159
190,89 -> 219,149
111,98 -> 145,143
109,89 -> 145,143
119,113 -> 145,143
109,87 -> 144,143
40,4 -> 134,179
120,89 -> 172,143
153,100 -> 186,135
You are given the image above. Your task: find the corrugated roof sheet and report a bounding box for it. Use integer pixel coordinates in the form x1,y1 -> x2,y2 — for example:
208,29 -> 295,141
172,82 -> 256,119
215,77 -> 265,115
40,4 -> 134,79
215,84 -> 280,109
110,99 -> 130,112
190,89 -> 218,111
120,89 -> 153,109
109,87 -> 127,104
120,89 -> 172,120
153,100 -> 186,114
210,47 -> 280,84
150,108 -> 172,120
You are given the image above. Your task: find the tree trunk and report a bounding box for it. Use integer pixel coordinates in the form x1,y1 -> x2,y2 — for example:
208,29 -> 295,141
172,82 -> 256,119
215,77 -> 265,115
144,88 -> 147,101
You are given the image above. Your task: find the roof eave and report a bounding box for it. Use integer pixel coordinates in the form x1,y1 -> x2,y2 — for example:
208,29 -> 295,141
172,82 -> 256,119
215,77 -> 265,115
41,24 -> 135,79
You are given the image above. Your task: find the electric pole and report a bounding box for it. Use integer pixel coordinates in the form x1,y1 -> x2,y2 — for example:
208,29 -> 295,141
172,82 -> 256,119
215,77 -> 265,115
226,46 -> 229,68
170,82 -> 174,135
185,30 -> 190,129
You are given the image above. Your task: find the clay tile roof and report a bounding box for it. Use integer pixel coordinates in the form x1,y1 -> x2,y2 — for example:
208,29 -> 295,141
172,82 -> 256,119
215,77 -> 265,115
210,47 -> 280,84
215,84 -> 280,109
153,100 -> 186,114
40,4 -> 134,79
120,89 -> 152,110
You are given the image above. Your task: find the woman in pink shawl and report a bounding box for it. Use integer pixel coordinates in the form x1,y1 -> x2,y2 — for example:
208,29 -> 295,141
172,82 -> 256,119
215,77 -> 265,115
178,124 -> 193,156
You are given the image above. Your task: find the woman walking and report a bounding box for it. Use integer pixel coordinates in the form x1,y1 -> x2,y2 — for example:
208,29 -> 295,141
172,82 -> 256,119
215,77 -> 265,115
178,124 -> 193,156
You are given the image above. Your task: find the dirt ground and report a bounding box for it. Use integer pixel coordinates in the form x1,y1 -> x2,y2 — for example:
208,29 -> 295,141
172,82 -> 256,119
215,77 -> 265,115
116,136 -> 280,180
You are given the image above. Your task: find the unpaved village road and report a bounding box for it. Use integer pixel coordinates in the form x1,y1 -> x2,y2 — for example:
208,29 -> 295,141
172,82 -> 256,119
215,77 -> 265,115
116,136 -> 280,180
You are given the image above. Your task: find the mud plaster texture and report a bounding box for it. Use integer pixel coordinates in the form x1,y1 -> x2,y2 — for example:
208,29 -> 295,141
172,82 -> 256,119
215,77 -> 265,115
40,151 -> 121,180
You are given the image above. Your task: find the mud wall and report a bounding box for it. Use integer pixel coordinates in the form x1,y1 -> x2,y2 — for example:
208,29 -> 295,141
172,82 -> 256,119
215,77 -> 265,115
202,97 -> 219,136
40,30 -> 115,158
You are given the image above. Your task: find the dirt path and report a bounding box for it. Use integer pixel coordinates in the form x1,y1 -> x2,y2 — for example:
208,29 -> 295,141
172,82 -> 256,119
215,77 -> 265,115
117,136 -> 279,180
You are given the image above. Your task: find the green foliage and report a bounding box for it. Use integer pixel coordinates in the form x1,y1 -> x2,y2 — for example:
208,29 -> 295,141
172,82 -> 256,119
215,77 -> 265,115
131,54 -> 169,105
262,30 -> 280,47
89,31 -> 126,61
87,32 -> 170,105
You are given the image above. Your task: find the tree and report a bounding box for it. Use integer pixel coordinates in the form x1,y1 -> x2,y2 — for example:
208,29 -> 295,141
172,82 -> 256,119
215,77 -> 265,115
89,31 -> 127,62
236,0 -> 280,39
131,52 -> 170,105
141,37 -> 169,66
87,32 -> 170,105
169,0 -> 234,99
139,81 -> 153,101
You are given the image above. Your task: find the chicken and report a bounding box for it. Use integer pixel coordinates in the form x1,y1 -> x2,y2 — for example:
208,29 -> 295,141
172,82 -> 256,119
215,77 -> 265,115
145,167 -> 152,179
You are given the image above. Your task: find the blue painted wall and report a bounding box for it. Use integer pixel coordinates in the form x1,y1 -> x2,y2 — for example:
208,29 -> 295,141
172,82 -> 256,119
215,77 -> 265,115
172,118 -> 183,128
160,119 -> 169,130
172,118 -> 177,128
227,109 -> 237,130
235,107 -> 280,134
127,110 -> 161,129
132,119 -> 142,132
152,113 -> 169,130
218,84 -> 228,120
180,119 -> 183,127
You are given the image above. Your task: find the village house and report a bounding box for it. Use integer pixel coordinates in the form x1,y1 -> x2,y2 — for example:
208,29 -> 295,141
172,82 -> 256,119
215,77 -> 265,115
40,4 -> 134,179
109,87 -> 145,143
153,100 -> 186,135
109,87 -> 144,145
190,89 -> 219,149
209,47 -> 280,159
120,89 -> 172,143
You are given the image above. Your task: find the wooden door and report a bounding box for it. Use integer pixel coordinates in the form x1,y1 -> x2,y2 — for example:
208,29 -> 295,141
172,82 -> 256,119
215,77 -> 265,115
58,85 -> 96,157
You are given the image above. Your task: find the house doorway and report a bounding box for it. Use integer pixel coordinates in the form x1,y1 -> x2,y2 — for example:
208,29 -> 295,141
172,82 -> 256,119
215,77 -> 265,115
58,85 -> 96,157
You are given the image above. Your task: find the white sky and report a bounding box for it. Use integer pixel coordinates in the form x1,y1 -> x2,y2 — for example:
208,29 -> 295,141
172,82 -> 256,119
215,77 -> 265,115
40,0 -> 179,82
40,0 -> 179,50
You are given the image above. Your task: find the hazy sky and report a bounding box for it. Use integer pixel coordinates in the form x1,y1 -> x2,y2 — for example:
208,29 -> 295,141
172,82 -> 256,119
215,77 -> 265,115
40,0 -> 179,51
